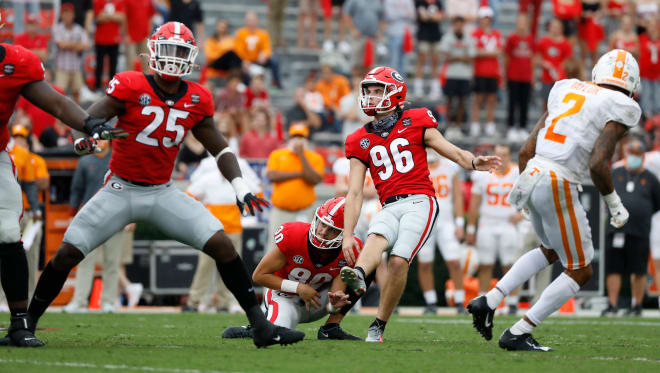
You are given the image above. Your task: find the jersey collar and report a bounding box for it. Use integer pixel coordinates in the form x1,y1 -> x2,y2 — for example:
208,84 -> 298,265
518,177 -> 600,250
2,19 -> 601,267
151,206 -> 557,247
145,74 -> 189,106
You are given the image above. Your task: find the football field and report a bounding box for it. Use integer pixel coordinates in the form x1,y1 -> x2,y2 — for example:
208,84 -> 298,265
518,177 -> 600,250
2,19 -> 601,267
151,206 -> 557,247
1,312 -> 659,372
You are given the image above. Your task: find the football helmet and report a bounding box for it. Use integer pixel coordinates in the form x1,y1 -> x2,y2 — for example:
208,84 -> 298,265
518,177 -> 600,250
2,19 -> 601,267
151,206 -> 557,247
360,66 -> 407,116
592,49 -> 640,96
147,21 -> 198,80
309,197 -> 346,250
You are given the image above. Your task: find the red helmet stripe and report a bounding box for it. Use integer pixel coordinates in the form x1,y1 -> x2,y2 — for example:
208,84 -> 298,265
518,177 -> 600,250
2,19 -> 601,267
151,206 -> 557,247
329,198 -> 346,216
174,22 -> 181,35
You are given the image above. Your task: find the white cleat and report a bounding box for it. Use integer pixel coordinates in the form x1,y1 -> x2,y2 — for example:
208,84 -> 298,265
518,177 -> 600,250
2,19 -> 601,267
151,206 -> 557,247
365,324 -> 384,343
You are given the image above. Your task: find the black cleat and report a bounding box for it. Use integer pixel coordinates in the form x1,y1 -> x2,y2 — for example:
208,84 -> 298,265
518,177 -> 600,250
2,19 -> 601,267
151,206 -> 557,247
467,295 -> 495,341
423,305 -> 438,315
455,304 -> 468,315
1,315 -> 44,347
318,324 -> 362,340
600,304 -> 619,317
222,325 -> 253,339
252,324 -> 305,348
498,328 -> 552,352
624,305 -> 642,317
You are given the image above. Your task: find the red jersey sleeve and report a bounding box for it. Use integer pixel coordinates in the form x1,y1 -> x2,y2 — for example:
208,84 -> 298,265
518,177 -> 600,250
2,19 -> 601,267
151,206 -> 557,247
274,223 -> 290,254
195,83 -> 215,118
344,130 -> 369,166
106,71 -> 140,102
24,49 -> 45,82
406,108 -> 438,129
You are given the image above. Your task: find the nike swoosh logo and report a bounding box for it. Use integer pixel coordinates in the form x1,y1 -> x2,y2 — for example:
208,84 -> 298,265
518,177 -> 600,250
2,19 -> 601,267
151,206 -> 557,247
184,103 -> 195,108
397,128 -> 407,134
485,313 -> 492,328
320,332 -> 329,338
273,335 -> 281,341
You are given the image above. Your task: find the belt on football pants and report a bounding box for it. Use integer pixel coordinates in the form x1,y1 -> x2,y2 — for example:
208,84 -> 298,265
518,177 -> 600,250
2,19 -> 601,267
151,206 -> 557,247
383,194 -> 414,206
117,176 -> 163,187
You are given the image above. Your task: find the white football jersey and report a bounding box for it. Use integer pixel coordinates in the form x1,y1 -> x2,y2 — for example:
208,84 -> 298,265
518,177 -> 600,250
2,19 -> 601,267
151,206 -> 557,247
333,157 -> 374,189
536,79 -> 641,183
428,158 -> 461,222
471,166 -> 519,220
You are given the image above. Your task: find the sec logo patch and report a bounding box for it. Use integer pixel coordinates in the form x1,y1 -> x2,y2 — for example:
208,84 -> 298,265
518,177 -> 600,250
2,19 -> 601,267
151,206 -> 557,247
360,138 -> 370,149
293,255 -> 304,264
139,94 -> 151,106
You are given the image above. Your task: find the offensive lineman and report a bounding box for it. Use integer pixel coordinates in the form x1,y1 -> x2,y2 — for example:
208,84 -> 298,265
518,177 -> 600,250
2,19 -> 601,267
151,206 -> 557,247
339,66 -> 501,342
468,49 -> 641,351
24,22 -> 304,347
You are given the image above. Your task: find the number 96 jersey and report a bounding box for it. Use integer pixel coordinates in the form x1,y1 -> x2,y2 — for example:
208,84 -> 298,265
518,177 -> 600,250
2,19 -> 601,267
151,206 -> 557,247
273,222 -> 362,295
536,79 -> 640,183
345,108 -> 437,205
107,71 -> 214,184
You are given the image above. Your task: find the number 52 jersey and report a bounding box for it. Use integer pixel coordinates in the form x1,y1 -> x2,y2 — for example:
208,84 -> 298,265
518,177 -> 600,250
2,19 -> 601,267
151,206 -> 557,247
535,78 -> 641,183
106,71 -> 214,184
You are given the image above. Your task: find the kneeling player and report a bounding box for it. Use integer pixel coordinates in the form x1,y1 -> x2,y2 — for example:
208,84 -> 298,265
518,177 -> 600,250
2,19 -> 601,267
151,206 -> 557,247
223,197 -> 366,340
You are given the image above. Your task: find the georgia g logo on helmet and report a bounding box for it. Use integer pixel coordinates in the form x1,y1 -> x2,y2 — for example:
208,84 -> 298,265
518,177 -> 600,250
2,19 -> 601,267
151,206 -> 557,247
147,22 -> 199,81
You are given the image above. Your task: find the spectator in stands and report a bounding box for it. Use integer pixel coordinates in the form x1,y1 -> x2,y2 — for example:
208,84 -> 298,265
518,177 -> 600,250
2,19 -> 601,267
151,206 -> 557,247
53,3 -> 90,104
168,0 -> 204,41
13,14 -> 48,62
235,11 -> 282,89
603,138 -> 660,317
633,0 -> 660,35
298,1 -> 319,49
441,16 -> 475,141
445,0 -> 478,35
603,0 -> 627,36
578,0 -> 605,68
343,0 -> 386,70
535,18 -> 573,109
125,0 -> 155,73
205,19 -> 242,80
285,87 -> 322,132
216,75 -> 247,130
609,14 -> 639,57
323,0 -> 350,53
39,119 -> 73,148
338,70 -> 372,140
552,0 -> 581,46
504,14 -> 534,142
640,19 -> 660,119
384,0 -> 416,79
268,0 -> 288,49
414,0 -> 444,100
470,7 -> 501,138
265,124 -> 324,251
62,0 -> 94,34
316,62 -> 351,133
244,73 -> 270,109
240,108 -> 282,159
93,0 -> 126,92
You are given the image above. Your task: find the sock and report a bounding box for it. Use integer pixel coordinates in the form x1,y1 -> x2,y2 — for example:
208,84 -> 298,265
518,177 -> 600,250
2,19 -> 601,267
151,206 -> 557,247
510,318 -> 535,335
216,256 -> 265,327
0,242 -> 28,304
454,289 -> 465,305
423,290 -> 437,305
506,295 -> 519,307
494,248 -> 550,295
526,273 -> 580,326
631,297 -> 638,308
355,266 -> 366,280
371,318 -> 387,331
28,261 -> 71,322
486,288 -> 505,309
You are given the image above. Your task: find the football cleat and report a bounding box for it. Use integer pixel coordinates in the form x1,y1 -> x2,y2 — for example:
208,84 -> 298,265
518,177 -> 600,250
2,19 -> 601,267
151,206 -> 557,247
318,324 -> 362,340
0,315 -> 44,347
600,304 -> 619,317
340,267 -> 367,295
467,295 -> 495,341
423,304 -> 437,315
625,305 -> 642,317
222,325 -> 253,339
456,305 -> 468,315
252,324 -> 305,348
498,328 -> 553,352
365,324 -> 384,343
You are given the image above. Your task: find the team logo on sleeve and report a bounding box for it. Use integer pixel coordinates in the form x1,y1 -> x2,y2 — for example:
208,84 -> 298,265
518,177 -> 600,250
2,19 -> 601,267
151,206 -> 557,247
293,255 -> 304,264
3,64 -> 14,75
191,94 -> 200,104
139,94 -> 151,106
360,138 -> 370,149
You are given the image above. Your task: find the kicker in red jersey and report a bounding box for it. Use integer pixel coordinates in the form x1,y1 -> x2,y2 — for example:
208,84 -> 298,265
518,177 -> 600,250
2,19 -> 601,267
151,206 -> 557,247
274,222 -> 362,295
344,108 -> 437,205
0,44 -> 45,150
106,71 -> 214,184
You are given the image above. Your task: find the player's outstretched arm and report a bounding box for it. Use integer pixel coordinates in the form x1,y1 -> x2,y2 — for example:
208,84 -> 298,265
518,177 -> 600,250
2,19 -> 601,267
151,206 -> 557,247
192,118 -> 270,215
518,111 -> 548,172
21,80 -> 88,133
342,158 -> 367,265
424,128 -> 501,171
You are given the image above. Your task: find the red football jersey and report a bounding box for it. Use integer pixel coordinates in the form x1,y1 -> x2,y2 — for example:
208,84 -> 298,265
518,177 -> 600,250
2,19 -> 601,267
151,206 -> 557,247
107,71 -> 214,184
639,33 -> 660,80
345,108 -> 436,205
273,222 -> 362,294
0,44 -> 44,150
536,36 -> 573,84
472,27 -> 502,78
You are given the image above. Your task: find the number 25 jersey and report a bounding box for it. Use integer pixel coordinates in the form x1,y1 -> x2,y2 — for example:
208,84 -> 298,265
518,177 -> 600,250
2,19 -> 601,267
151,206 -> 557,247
536,79 -> 640,183
106,71 -> 214,184
345,108 -> 436,205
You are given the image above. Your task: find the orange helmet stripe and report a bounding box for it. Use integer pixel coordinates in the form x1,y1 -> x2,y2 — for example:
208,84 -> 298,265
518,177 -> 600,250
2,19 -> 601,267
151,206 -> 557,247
612,49 -> 627,79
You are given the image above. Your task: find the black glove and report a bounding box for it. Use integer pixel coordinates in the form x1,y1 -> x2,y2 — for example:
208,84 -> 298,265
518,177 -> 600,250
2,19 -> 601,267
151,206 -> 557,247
83,116 -> 128,140
236,193 -> 271,216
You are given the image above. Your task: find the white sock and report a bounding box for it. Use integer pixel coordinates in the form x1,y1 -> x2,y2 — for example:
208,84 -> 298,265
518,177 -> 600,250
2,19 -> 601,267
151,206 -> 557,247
510,318 -> 535,335
506,295 -> 519,307
496,248 -> 550,295
526,273 -> 580,326
454,289 -> 465,305
631,297 -> 638,307
486,288 -> 504,309
423,290 -> 437,305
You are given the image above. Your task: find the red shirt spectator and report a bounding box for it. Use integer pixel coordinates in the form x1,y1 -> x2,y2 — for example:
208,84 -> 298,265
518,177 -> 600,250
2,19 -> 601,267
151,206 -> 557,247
245,87 -> 269,108
552,0 -> 582,19
472,26 -> 502,78
239,108 -> 282,159
536,35 -> 573,84
639,33 -> 660,80
13,33 -> 49,51
505,33 -> 534,83
93,0 -> 125,45
125,0 -> 155,43
16,85 -> 66,138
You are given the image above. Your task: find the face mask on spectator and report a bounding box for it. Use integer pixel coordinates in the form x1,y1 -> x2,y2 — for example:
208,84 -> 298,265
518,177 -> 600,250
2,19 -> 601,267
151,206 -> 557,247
626,155 -> 643,170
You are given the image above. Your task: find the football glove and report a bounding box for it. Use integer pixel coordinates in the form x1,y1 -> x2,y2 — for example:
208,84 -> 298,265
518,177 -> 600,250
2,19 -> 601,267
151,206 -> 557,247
604,191 -> 629,228
236,193 -> 271,216
83,116 -> 128,140
73,137 -> 100,155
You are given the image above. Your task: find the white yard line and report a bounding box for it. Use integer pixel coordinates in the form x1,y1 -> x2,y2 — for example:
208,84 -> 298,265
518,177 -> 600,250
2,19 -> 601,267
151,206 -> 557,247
0,359 -> 254,373
396,318 -> 660,327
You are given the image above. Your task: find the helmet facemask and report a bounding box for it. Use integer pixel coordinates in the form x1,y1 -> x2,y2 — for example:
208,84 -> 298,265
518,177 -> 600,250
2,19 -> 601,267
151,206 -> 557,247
309,208 -> 344,250
360,81 -> 401,116
148,38 -> 198,78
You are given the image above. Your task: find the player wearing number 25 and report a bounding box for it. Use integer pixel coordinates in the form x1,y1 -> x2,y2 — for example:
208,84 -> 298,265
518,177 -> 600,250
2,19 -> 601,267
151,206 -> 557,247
339,66 -> 501,343
468,49 -> 642,352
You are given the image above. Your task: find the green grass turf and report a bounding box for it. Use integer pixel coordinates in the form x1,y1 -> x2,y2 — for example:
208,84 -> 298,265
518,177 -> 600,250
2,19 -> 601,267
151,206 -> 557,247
1,313 -> 659,373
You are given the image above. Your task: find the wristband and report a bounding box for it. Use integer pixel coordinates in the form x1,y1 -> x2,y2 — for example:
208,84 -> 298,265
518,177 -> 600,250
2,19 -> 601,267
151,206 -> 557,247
215,147 -> 233,162
231,177 -> 251,201
327,302 -> 341,314
466,224 -> 476,235
603,191 -> 621,208
455,217 -> 465,227
472,158 -> 476,170
281,280 -> 300,294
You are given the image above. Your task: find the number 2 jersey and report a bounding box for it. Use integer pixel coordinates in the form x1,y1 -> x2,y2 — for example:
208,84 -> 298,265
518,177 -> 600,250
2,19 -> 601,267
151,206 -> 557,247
274,222 -> 362,295
535,79 -> 640,183
345,108 -> 436,204
106,71 -> 214,184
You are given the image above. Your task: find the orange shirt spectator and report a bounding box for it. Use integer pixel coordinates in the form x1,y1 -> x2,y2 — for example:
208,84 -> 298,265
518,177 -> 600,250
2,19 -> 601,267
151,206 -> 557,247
23,153 -> 49,211
205,19 -> 239,78
316,65 -> 351,111
234,26 -> 272,63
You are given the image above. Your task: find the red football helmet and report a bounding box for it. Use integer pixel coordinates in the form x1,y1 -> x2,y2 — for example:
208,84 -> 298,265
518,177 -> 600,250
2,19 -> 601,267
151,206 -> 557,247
360,66 -> 407,116
148,22 -> 198,80
309,197 -> 346,250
